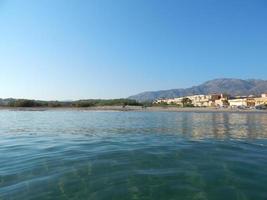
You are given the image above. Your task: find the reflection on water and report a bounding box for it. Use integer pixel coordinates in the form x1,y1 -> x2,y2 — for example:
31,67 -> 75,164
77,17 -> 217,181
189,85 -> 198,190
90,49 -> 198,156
185,113 -> 267,139
0,111 -> 267,200
1,111 -> 267,140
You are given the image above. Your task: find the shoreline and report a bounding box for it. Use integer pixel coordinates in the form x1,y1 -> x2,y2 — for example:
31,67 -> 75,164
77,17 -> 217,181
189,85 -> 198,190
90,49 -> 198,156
0,106 -> 267,113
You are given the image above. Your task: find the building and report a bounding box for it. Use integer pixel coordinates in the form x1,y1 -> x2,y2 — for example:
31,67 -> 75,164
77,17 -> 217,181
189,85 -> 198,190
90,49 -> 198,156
187,94 -> 229,107
214,94 -> 229,107
228,97 -> 255,107
214,98 -> 229,107
154,97 -> 183,106
255,96 -> 267,106
154,94 -> 228,107
246,98 -> 256,107
188,95 -> 212,107
154,93 -> 267,108
228,98 -> 246,107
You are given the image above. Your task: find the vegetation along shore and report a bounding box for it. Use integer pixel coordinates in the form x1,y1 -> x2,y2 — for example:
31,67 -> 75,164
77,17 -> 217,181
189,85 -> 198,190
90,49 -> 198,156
0,95 -> 266,113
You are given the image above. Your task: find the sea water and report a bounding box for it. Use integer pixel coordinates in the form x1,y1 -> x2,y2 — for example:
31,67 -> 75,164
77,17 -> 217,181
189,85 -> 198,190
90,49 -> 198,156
0,111 -> 267,200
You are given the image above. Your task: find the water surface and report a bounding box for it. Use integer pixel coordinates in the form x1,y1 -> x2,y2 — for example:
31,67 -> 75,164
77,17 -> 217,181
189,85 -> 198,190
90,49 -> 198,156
0,111 -> 267,200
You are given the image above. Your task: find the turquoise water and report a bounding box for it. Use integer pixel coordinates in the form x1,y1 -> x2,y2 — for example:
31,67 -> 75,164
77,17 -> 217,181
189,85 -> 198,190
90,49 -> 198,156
0,111 -> 267,200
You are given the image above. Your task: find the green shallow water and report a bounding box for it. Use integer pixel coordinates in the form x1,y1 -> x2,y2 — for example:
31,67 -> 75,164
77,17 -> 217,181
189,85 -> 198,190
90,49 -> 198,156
0,111 -> 267,200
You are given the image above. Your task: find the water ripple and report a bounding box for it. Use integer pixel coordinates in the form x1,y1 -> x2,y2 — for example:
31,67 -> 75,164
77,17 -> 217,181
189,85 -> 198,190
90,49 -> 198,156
0,111 -> 267,199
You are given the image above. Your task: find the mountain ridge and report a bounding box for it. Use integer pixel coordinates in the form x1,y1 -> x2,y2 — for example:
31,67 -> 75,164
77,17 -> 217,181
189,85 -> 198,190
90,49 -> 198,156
128,78 -> 267,102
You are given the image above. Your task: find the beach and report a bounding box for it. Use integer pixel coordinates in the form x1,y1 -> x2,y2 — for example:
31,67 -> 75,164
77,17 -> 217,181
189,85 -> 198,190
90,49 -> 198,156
1,106 -> 267,113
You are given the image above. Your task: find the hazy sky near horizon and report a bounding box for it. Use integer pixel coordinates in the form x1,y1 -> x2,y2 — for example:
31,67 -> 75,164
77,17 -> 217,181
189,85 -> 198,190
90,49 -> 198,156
0,0 -> 267,100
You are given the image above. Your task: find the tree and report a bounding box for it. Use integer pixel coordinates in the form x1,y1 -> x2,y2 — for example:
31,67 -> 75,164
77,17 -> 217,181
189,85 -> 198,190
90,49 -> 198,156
181,98 -> 193,107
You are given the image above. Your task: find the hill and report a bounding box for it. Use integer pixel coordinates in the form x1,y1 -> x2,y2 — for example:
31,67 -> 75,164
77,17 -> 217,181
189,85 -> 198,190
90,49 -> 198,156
128,78 -> 267,102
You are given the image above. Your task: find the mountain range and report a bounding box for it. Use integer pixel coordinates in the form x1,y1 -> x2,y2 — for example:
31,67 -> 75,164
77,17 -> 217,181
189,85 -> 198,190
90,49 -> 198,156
128,78 -> 267,102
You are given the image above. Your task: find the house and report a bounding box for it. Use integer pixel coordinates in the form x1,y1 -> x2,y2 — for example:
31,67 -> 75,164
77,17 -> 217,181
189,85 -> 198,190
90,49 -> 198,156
154,94 -> 228,107
188,95 -> 211,107
154,97 -> 184,106
254,96 -> 267,106
228,97 -> 255,107
228,98 -> 247,107
213,94 -> 229,107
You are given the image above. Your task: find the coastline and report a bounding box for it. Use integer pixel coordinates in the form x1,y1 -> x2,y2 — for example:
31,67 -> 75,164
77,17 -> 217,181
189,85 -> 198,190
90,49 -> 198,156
0,106 -> 267,113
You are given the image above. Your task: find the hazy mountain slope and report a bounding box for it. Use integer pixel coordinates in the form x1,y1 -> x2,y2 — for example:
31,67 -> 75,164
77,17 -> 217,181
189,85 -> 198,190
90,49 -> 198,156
128,78 -> 267,102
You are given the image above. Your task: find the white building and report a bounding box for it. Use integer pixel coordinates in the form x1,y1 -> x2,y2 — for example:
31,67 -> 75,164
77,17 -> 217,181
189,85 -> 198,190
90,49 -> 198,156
154,94 -> 228,107
228,97 -> 256,107
255,96 -> 267,106
228,99 -> 247,107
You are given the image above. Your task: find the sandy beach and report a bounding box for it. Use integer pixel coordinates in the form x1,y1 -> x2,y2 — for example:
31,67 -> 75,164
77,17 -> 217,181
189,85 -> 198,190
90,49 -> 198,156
1,106 -> 267,113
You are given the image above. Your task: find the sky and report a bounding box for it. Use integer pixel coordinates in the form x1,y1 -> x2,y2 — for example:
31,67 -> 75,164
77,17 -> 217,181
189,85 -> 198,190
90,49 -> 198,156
0,0 -> 267,100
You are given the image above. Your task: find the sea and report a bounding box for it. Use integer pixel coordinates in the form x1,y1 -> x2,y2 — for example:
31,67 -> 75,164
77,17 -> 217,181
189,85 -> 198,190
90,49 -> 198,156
0,110 -> 267,200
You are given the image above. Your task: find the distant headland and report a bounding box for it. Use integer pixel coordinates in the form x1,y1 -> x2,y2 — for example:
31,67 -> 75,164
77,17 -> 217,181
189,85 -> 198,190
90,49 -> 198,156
128,78 -> 267,102
1,78 -> 267,111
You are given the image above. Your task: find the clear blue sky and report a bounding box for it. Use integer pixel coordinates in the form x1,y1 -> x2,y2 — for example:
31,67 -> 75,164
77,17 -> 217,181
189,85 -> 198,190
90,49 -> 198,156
0,0 -> 267,100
